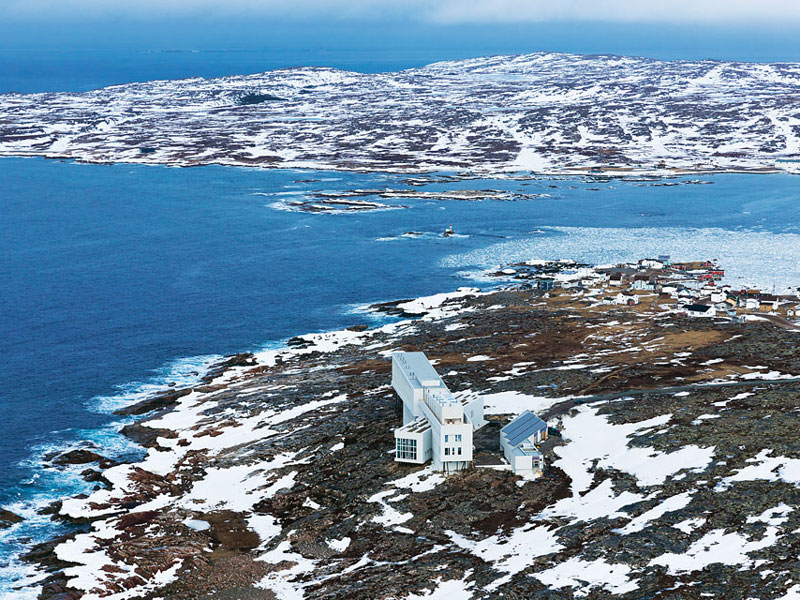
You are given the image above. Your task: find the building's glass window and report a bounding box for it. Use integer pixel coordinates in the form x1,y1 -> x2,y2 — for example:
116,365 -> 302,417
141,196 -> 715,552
444,447 -> 450,456
455,434 -> 462,442
457,447 -> 462,455
444,435 -> 449,442
396,438 -> 417,461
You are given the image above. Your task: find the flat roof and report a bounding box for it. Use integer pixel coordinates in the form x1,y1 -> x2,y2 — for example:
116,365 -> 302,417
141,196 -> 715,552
393,351 -> 443,388
425,387 -> 460,408
397,417 -> 431,435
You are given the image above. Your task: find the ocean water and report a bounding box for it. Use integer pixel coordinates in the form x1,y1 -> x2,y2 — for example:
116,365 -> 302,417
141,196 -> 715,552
1,158 -> 800,594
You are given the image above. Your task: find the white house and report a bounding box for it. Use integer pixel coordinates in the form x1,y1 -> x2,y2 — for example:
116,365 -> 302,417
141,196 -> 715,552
709,290 -> 726,304
683,304 -> 716,318
614,292 -> 640,306
660,285 -> 678,298
631,275 -> 656,291
500,411 -> 547,476
745,298 -> 760,311
392,352 -> 484,473
638,258 -> 664,270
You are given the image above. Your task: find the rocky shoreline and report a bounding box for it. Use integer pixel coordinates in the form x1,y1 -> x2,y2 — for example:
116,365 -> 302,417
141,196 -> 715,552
11,280 -> 800,599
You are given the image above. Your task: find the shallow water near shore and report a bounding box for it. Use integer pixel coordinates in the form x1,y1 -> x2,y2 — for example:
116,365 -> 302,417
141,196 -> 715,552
1,157 -> 799,593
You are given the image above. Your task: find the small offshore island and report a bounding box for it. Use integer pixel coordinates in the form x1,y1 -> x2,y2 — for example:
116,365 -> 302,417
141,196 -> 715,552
16,256 -> 800,600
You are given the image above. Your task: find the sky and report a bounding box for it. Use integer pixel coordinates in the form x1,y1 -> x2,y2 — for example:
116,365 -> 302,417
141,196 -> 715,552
3,0 -> 800,24
2,0 -> 800,92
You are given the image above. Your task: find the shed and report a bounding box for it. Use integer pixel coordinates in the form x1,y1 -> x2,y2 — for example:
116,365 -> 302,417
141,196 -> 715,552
500,410 -> 548,476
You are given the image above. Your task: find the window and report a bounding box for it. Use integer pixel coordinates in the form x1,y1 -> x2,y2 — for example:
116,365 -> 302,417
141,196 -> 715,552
444,435 -> 449,443
444,447 -> 450,456
455,434 -> 462,443
457,447 -> 462,455
396,438 -> 417,461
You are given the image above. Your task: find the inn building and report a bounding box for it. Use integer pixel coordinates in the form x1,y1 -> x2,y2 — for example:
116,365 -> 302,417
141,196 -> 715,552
391,351 -> 484,473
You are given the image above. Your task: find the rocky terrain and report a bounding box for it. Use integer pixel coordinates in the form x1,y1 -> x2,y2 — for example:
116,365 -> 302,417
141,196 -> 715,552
1,53 -> 800,174
13,282 -> 800,599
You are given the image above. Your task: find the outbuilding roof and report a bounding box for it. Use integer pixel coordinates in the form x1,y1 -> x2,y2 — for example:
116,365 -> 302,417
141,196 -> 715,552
502,410 -> 547,447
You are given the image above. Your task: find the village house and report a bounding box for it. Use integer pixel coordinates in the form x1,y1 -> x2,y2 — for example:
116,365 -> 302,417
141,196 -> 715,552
631,274 -> 657,291
500,410 -> 548,476
682,304 -> 716,318
614,292 -> 640,306
638,258 -> 665,270
725,292 -> 741,308
536,278 -> 555,292
759,294 -> 780,312
392,352 -> 483,473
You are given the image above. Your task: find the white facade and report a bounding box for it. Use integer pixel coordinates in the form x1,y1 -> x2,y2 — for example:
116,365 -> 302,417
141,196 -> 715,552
632,278 -> 655,291
639,259 -> 664,270
709,290 -> 726,303
392,352 -> 483,472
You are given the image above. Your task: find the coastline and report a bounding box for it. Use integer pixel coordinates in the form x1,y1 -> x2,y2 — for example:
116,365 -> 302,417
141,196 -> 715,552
1,288 -> 474,598
0,151 -> 792,178
12,274 -> 800,599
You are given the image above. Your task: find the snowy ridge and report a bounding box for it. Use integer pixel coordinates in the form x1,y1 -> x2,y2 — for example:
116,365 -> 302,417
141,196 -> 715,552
1,52 -> 800,173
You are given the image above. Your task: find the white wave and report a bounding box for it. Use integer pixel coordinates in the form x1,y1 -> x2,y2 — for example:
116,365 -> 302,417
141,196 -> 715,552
89,353 -> 221,414
1,353 -> 221,596
343,302 -> 403,327
443,226 -> 800,293
0,560 -> 42,600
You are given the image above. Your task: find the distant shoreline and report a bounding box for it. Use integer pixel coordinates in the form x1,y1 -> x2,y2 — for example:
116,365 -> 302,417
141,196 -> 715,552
0,153 -> 793,178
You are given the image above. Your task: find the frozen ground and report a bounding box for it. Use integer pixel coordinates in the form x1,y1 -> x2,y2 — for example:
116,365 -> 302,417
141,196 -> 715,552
1,53 -> 799,173
13,284 -> 800,599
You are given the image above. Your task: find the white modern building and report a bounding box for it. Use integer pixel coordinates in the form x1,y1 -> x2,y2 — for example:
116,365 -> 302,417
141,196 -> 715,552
392,351 -> 484,473
500,410 -> 548,476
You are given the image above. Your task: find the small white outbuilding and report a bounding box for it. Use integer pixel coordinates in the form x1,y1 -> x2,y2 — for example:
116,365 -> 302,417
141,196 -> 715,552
500,410 -> 548,476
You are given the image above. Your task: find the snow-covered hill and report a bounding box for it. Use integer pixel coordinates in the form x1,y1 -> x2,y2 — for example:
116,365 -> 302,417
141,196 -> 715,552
2,52 -> 800,173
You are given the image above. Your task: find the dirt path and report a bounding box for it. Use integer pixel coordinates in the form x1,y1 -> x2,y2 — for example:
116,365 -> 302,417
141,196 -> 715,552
760,313 -> 800,330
